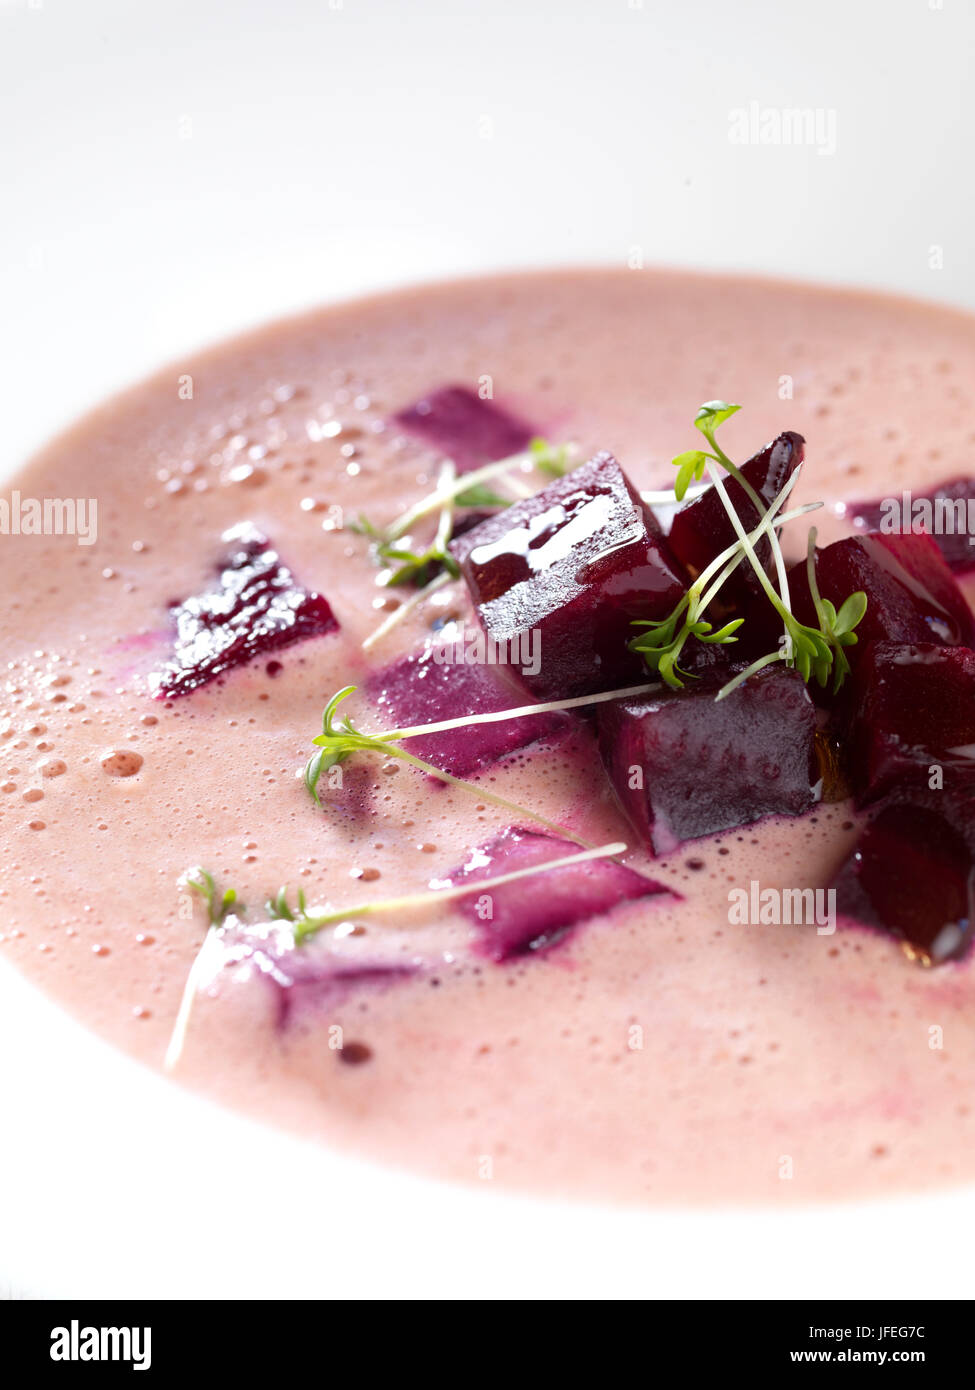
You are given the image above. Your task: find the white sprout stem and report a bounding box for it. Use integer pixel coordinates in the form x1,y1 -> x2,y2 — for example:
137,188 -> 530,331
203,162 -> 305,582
696,501 -> 821,615
361,570 -> 455,651
720,459 -> 796,616
386,446 -> 570,541
336,840 -> 629,923
166,842 -> 628,1064
502,473 -> 534,499
432,459 -> 456,552
164,926 -> 225,1072
290,839 -> 631,940
703,462 -> 801,618
714,650 -> 787,702
691,469 -> 805,606
394,747 -> 592,848
378,682 -> 663,744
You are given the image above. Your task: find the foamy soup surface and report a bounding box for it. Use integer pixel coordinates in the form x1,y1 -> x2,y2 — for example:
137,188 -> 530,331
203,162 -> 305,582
3,270 -> 974,1204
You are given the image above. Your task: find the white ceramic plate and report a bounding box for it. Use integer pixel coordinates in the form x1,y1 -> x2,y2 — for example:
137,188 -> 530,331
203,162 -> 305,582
3,0 -> 974,1299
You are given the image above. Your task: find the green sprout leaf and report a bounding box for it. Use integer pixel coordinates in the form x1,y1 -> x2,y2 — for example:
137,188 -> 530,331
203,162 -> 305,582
529,437 -> 572,477
376,540 -> 460,587
694,400 -> 741,443
305,682 -> 683,843
803,528 -> 867,692
185,868 -> 240,926
833,589 -> 868,637
454,483 -> 510,507
266,886 -> 335,944
671,450 -> 711,502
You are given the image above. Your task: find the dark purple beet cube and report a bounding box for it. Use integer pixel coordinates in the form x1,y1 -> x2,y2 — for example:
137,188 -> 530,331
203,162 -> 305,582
151,523 -> 339,698
832,797 -> 974,963
393,384 -> 535,474
442,826 -> 670,961
668,431 -> 804,597
597,666 -> 817,855
846,477 -> 975,574
366,646 -> 573,779
743,532 -> 975,669
449,451 -> 688,700
850,642 -> 975,802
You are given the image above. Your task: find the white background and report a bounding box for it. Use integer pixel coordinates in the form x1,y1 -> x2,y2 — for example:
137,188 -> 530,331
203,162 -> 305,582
3,0 -> 975,466
2,0 -> 974,1299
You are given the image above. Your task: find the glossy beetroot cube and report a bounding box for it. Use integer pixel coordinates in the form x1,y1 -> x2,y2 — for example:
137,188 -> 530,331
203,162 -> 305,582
393,384 -> 535,473
668,431 -> 804,596
850,642 -> 975,802
597,666 -> 817,855
151,523 -> 338,698
449,452 -> 688,700
744,532 -> 975,665
366,645 -> 573,779
832,797 -> 974,964
442,826 -> 669,961
847,477 -> 975,574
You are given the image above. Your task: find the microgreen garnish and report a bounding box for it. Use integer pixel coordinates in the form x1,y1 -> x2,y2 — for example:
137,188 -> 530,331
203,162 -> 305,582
630,470 -> 814,686
360,569 -> 454,651
355,437 -> 573,550
670,401 -> 741,501
350,440 -> 574,638
165,838 -> 628,1067
266,840 -> 628,947
453,482 -> 511,507
304,681 -> 666,838
364,460 -> 460,588
266,886 -> 337,945
804,527 -> 866,692
647,402 -> 867,698
184,868 -> 240,925
704,463 -> 867,698
305,685 -> 592,845
166,870 -> 243,1072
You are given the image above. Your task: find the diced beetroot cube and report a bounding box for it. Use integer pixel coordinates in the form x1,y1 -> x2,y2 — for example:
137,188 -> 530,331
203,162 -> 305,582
449,452 -> 688,700
846,477 -> 975,574
742,532 -> 975,669
668,432 -> 804,597
832,796 -> 974,963
441,826 -> 670,961
393,384 -> 535,473
850,642 -> 975,802
151,524 -> 339,698
366,646 -> 573,779
597,667 -> 817,855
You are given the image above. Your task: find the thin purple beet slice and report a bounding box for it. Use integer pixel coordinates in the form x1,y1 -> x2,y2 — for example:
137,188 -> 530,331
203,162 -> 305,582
441,826 -> 669,962
367,645 -> 572,778
597,667 -> 817,855
850,641 -> 975,802
742,531 -> 975,669
151,523 -> 339,698
393,384 -> 535,473
668,431 -> 804,598
832,798 -> 974,964
209,918 -> 418,1029
449,451 -> 688,700
846,477 -> 975,574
